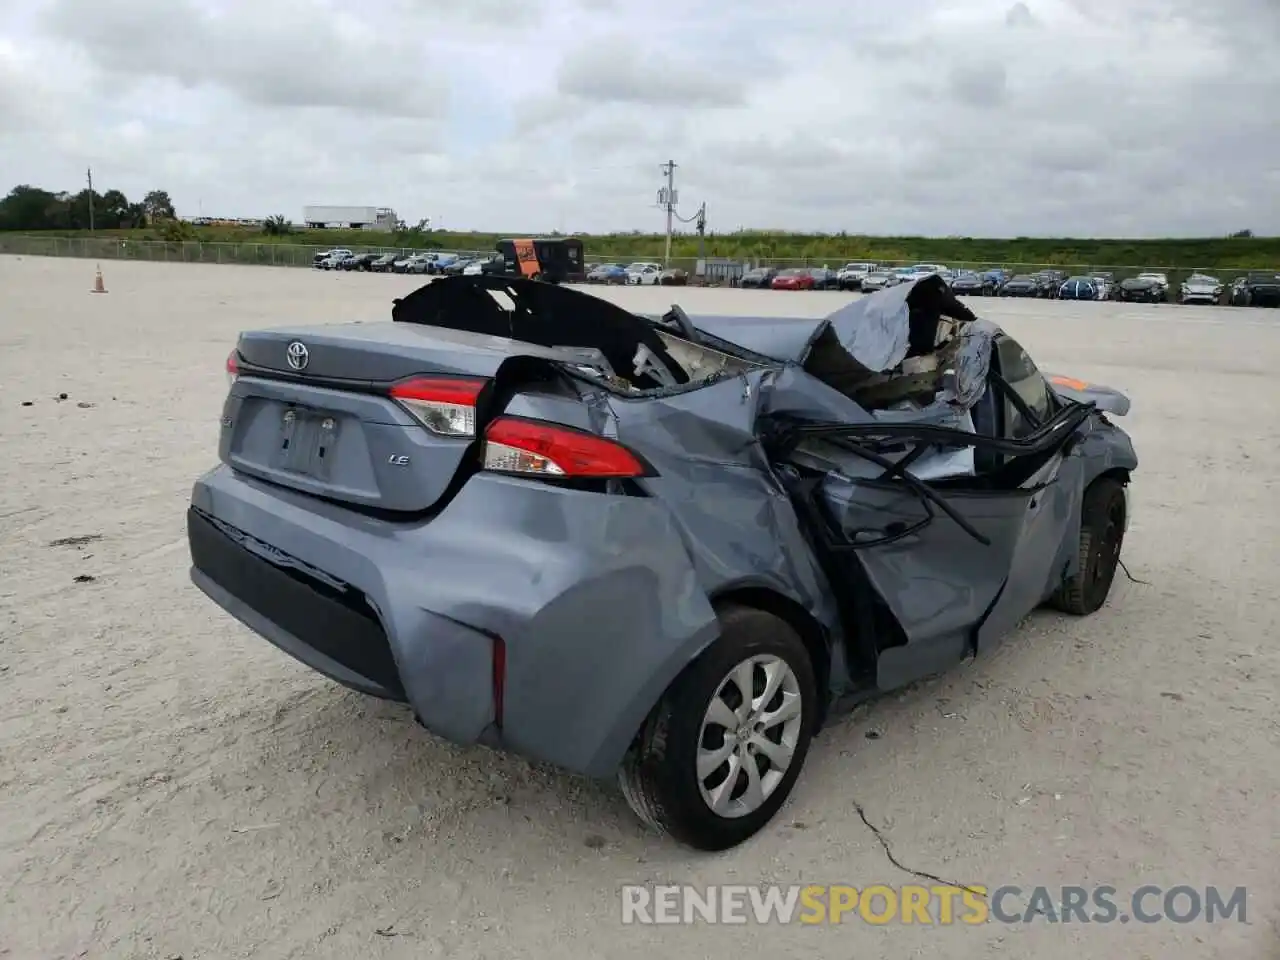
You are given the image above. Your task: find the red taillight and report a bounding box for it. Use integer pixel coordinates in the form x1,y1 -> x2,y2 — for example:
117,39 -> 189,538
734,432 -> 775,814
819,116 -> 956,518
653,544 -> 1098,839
483,416 -> 647,479
389,376 -> 487,437
491,635 -> 506,728
226,349 -> 239,386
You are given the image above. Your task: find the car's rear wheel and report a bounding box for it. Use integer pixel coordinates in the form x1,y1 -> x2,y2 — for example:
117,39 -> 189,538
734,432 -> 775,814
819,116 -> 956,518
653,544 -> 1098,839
618,605 -> 817,851
1049,477 -> 1127,616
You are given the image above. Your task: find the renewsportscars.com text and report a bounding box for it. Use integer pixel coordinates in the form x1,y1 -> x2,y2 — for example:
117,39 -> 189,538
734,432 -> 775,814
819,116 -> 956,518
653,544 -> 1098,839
620,884 -> 1248,925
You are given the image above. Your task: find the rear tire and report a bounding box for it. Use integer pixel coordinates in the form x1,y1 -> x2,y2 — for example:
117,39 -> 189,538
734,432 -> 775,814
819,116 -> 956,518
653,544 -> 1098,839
1049,477 -> 1127,616
618,605 -> 817,851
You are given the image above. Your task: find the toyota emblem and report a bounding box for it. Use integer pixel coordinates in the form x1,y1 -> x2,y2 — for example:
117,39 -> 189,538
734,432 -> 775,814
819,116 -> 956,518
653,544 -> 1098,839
286,341 -> 309,371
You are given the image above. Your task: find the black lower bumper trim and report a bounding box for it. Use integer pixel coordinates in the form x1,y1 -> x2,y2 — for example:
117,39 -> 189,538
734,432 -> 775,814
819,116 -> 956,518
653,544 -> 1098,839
187,507 -> 406,700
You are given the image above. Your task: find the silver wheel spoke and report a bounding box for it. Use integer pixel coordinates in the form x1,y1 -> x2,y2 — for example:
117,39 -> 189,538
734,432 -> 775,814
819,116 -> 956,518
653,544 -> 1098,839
731,661 -> 756,720
739,754 -> 766,812
697,740 -> 735,779
748,733 -> 794,771
708,753 -> 742,815
758,691 -> 801,729
755,660 -> 786,714
704,696 -> 737,731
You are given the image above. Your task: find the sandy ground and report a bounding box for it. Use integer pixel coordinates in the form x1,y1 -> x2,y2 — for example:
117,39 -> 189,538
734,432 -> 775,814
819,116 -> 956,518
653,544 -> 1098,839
1,256 -> 1278,960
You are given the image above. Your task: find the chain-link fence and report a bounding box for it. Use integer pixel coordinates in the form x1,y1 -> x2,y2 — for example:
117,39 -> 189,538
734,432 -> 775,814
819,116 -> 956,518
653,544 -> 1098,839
0,234 -> 1250,291
0,235 -> 493,267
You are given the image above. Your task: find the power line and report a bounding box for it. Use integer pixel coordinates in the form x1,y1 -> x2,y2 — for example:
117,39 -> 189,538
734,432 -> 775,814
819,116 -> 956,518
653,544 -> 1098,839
655,160 -> 708,266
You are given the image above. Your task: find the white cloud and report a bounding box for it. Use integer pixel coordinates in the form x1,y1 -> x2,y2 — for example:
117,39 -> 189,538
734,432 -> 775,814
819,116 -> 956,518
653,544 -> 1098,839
0,0 -> 1276,235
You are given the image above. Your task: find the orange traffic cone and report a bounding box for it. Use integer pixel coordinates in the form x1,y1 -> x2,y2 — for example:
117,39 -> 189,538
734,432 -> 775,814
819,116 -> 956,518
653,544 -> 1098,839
91,265 -> 107,294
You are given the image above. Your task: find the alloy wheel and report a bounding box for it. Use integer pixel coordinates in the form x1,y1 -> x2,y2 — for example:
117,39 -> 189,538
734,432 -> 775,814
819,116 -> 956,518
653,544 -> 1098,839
696,655 -> 804,819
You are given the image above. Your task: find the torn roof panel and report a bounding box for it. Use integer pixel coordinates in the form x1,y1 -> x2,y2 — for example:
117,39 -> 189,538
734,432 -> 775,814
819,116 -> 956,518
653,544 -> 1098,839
656,313 -> 828,364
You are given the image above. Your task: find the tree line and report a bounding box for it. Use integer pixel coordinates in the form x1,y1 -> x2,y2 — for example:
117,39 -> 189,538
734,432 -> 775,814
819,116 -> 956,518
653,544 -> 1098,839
0,184 -> 177,231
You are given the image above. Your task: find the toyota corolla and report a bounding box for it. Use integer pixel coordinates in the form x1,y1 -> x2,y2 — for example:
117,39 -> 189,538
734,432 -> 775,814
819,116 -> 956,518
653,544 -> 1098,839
189,275 -> 1138,851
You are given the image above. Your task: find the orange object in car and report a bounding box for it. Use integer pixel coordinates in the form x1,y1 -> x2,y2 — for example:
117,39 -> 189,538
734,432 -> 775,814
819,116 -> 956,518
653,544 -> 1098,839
1051,375 -> 1090,391
512,239 -> 540,277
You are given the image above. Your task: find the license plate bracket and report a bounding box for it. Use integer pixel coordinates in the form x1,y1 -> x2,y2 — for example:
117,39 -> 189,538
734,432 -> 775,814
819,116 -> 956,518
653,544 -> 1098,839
278,407 -> 340,479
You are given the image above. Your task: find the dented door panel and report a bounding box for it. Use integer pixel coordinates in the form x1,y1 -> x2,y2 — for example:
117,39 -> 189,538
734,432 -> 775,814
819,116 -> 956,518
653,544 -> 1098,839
976,452 -> 1081,648
823,476 -> 1028,623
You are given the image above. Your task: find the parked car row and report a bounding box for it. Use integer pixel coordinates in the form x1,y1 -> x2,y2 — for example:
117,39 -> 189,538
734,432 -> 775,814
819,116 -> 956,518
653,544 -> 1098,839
311,247 -> 1280,308
736,260 -> 1280,307
312,248 -> 477,275
312,250 -> 576,280
311,238 -> 588,284
741,263 -> 997,293
584,261 -> 689,286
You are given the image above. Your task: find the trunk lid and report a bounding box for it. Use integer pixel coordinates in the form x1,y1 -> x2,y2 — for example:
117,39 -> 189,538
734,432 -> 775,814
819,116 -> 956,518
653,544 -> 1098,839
223,321 -> 615,513
219,276 -> 771,513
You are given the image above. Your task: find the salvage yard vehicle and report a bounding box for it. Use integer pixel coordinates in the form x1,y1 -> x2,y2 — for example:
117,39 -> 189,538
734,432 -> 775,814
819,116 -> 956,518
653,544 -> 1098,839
626,262 -> 663,285
392,253 -> 430,274
1116,274 -> 1168,303
902,263 -> 947,281
191,274 -> 1137,851
771,267 -> 816,291
463,254 -> 507,277
496,237 -> 587,284
316,250 -> 354,270
807,266 -> 840,290
836,262 -> 879,290
426,253 -> 458,274
740,267 -> 778,289
341,252 -> 379,272
586,263 -> 629,284
1229,271 -> 1280,307
1032,270 -> 1067,298
1178,274 -> 1224,305
949,270 -> 992,296
313,248 -> 352,268
858,268 -> 900,292
1058,276 -> 1101,301
983,268 -> 1009,290
997,274 -> 1042,297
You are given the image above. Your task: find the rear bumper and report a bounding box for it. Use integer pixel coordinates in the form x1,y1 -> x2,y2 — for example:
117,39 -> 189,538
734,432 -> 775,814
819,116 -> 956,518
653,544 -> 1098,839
189,508 -> 406,701
188,465 -> 719,777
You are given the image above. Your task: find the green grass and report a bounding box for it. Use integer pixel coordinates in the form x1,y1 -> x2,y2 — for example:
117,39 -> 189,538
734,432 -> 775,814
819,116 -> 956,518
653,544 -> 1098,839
5,226 -> 1278,270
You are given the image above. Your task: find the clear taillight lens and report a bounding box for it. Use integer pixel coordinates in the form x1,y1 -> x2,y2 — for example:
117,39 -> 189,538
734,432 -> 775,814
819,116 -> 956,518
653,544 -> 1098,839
388,376 -> 487,437
226,349 -> 239,387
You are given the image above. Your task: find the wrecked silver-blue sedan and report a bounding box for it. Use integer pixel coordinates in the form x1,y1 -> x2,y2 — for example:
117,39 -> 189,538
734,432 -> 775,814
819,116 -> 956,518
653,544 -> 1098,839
188,273 -> 1137,850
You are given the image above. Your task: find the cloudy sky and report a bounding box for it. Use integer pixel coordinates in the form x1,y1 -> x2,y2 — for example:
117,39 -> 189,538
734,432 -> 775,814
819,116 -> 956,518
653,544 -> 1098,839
0,0 -> 1277,236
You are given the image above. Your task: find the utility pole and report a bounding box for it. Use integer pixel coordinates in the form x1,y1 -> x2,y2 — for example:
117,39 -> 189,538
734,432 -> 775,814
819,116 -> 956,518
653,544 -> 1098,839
695,201 -> 707,261
658,160 -> 677,267
86,167 -> 95,233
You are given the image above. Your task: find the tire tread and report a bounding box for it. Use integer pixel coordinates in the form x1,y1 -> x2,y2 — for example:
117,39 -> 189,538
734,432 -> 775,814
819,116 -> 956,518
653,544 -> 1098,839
617,605 -> 816,850
1050,477 -> 1126,616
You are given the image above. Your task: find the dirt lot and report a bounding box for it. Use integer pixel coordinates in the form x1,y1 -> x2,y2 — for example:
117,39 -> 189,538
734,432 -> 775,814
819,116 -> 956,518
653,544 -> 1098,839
1,256 -> 1278,959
